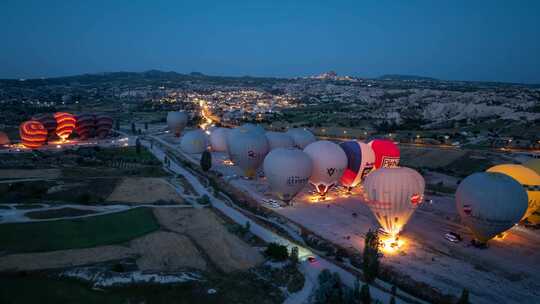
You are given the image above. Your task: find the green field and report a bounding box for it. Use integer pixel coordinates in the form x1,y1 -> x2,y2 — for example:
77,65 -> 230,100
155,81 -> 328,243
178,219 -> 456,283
0,207 -> 159,253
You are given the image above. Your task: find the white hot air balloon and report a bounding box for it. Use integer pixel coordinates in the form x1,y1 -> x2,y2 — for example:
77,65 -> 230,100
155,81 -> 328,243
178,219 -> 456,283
265,131 -> 295,150
363,167 -> 425,237
209,127 -> 229,152
456,172 -> 528,244
180,129 -> 208,154
263,148 -> 312,203
240,123 -> 265,135
287,128 -> 316,149
303,140 -> 347,197
167,111 -> 188,137
227,127 -> 269,178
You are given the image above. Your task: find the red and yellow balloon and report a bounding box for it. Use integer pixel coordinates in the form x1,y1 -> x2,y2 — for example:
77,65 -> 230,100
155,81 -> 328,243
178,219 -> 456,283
19,120 -> 48,149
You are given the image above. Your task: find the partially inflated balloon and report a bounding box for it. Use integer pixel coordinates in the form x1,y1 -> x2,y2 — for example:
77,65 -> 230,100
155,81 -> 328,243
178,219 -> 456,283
180,129 -> 208,154
0,132 -> 10,146
287,128 -> 316,149
456,172 -> 527,243
487,164 -> 540,219
95,115 -> 113,138
209,127 -> 229,152
265,131 -> 295,150
264,148 -> 312,202
303,140 -> 347,196
20,120 -> 48,149
54,112 -> 76,140
363,167 -> 425,236
369,139 -> 400,169
167,111 -> 188,137
339,140 -> 375,189
227,128 -> 269,178
75,113 -> 96,139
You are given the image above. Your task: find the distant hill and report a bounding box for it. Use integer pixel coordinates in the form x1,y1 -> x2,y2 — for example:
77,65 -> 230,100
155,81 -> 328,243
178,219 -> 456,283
378,74 -> 439,82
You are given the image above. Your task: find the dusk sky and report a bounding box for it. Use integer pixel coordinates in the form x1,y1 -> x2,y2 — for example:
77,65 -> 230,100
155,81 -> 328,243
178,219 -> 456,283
1,0 -> 539,83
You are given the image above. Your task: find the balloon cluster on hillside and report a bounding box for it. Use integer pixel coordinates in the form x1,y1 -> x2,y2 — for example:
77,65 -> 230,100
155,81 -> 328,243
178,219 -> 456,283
19,112 -> 113,149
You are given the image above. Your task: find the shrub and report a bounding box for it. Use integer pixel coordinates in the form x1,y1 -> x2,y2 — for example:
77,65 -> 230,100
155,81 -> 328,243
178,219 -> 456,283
264,242 -> 289,261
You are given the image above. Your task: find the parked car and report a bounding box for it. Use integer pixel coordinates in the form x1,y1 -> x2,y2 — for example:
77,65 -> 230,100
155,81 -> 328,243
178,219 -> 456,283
444,232 -> 462,243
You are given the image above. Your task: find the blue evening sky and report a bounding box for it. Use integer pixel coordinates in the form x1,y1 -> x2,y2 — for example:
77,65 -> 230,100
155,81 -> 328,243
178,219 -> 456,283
1,0 -> 539,83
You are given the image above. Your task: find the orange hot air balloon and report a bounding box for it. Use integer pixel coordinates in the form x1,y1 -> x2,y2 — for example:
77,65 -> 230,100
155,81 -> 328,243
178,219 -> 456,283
54,112 -> 77,140
20,120 -> 48,149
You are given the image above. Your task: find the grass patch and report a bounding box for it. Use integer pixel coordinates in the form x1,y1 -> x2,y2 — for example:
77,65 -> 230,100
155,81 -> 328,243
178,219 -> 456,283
0,207 -> 159,253
25,208 -> 97,219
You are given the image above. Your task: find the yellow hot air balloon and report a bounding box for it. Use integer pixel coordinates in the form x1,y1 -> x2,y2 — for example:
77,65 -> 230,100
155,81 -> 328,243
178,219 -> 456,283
487,164 -> 540,220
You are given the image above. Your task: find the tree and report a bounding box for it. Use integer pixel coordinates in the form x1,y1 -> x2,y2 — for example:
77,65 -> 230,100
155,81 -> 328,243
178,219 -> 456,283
135,138 -> 141,154
290,246 -> 299,265
389,286 -> 397,304
360,284 -> 371,304
363,230 -> 380,283
115,120 -> 120,130
131,122 -> 136,134
200,150 -> 212,172
144,122 -> 148,130
457,288 -> 469,304
244,221 -> 251,233
353,277 -> 360,299
264,242 -> 289,261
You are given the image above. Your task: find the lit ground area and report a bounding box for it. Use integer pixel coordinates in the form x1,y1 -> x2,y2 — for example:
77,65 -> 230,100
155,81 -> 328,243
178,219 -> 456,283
168,138 -> 540,304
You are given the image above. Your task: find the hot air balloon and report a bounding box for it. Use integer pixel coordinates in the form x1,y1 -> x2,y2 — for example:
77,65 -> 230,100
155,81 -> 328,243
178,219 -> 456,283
524,159 -> 540,176
0,131 -> 11,146
339,140 -> 375,190
75,113 -> 96,140
53,112 -> 76,141
287,128 -> 316,149
369,139 -> 400,169
263,148 -> 312,203
209,127 -> 229,152
265,131 -> 294,150
456,172 -> 528,244
363,167 -> 425,237
226,127 -> 269,178
303,140 -> 347,197
167,111 -> 188,137
19,120 -> 48,149
240,123 -> 265,135
31,113 -> 57,137
486,164 -> 540,220
180,129 -> 208,154
95,115 -> 113,138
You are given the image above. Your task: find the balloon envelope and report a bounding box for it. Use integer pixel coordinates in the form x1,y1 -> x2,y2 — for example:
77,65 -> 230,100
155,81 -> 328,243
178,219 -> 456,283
95,115 -> 113,138
369,139 -> 400,169
167,111 -> 188,137
303,140 -> 347,196
339,140 -> 375,188
209,127 -> 229,152
523,159 -> 540,176
31,113 -> 57,136
487,164 -> 540,219
287,128 -> 316,149
227,128 -> 269,178
75,113 -> 96,139
54,112 -> 77,140
363,167 -> 425,236
240,123 -> 265,135
263,148 -> 312,202
456,172 -> 528,243
0,132 -> 10,146
180,129 -> 208,154
265,131 -> 295,150
20,120 -> 48,149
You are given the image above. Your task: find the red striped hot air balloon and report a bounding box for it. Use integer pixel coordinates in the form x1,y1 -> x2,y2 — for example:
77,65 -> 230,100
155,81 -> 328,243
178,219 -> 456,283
31,113 -> 57,138
20,120 -> 48,149
95,115 -> 113,138
54,112 -> 77,141
75,113 -> 96,139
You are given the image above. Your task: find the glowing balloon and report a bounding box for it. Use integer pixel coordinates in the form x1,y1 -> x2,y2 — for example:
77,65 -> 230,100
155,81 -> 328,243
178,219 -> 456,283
19,120 -> 48,149
54,112 -> 77,140
0,132 -> 10,146
456,172 -> 527,243
263,148 -> 312,202
167,111 -> 188,137
487,164 -> 540,219
363,167 -> 425,236
31,113 -> 57,136
369,139 -> 400,169
303,140 -> 347,196
339,140 -> 375,189
265,131 -> 294,150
